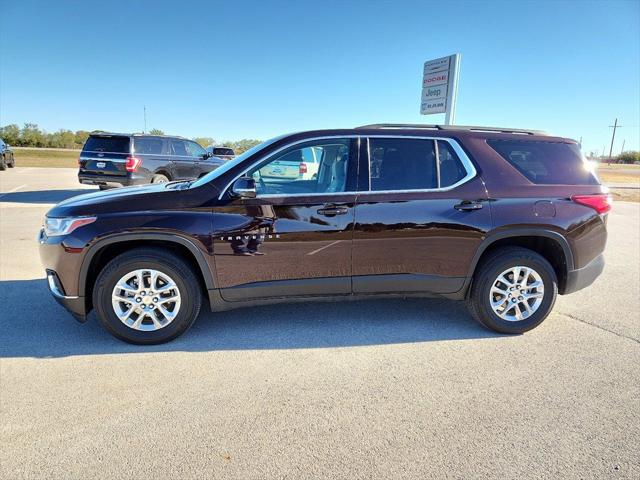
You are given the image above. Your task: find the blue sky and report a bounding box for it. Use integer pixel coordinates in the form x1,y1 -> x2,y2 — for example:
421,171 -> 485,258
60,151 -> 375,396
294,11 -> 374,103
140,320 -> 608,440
1,0 -> 638,154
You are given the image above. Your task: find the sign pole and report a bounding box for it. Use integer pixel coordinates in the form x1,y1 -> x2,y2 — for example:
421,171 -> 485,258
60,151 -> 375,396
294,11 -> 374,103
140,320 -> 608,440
444,54 -> 461,125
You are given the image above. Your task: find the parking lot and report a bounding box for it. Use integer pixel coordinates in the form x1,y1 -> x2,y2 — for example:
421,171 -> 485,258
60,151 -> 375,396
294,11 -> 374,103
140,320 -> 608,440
1,168 -> 639,479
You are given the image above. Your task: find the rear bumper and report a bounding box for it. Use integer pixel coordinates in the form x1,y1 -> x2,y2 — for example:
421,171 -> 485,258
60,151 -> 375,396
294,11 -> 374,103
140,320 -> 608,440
46,270 -> 88,322
79,172 -> 144,188
562,253 -> 604,295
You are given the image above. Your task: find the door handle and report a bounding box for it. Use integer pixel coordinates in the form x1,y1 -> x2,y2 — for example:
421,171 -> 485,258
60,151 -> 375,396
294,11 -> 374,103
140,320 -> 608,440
317,205 -> 349,216
454,201 -> 483,211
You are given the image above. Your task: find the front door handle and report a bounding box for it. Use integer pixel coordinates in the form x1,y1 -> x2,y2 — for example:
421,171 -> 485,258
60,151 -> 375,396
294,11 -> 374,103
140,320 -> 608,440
454,201 -> 483,211
317,204 -> 349,216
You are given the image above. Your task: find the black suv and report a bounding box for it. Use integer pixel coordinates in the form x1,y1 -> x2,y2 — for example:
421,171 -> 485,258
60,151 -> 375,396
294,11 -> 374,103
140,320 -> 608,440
78,133 -> 225,188
206,146 -> 236,161
40,124 -> 609,345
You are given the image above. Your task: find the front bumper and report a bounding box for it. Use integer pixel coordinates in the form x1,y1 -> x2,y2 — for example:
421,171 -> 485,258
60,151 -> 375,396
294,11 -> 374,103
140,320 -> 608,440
46,270 -> 88,322
563,253 -> 605,295
39,228 -> 88,322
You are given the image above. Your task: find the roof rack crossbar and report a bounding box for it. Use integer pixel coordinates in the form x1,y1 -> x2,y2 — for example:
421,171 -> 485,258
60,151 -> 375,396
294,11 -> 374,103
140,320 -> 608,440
355,124 -> 546,135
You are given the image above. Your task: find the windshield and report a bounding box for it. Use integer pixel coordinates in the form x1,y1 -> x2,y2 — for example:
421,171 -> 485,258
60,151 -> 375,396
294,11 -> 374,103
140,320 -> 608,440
191,135 -> 288,188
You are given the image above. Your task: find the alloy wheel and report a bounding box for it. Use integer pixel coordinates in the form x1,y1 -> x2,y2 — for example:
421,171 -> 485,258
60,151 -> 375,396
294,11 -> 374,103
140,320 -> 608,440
489,266 -> 545,322
111,269 -> 181,331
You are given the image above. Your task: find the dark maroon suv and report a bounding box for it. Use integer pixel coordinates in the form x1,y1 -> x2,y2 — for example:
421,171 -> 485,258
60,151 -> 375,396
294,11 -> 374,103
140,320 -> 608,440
38,124 -> 610,344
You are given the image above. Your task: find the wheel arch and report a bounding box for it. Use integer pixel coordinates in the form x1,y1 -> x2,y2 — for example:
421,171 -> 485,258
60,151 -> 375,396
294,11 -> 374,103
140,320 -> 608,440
466,229 -> 574,295
80,233 -> 215,310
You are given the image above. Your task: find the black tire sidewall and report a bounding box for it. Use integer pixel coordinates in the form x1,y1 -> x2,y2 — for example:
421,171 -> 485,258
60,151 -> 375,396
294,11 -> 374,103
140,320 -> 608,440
473,252 -> 557,334
94,255 -> 201,344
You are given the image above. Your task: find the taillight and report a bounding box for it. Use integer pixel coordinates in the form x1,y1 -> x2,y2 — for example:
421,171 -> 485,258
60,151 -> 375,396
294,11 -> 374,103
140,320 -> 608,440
125,156 -> 142,172
571,194 -> 612,214
299,162 -> 307,174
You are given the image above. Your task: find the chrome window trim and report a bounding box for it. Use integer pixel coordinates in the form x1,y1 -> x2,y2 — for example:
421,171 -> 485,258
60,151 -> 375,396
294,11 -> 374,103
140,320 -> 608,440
80,153 -> 206,161
80,157 -> 126,163
81,150 -> 131,156
218,134 -> 477,200
434,139 -> 441,188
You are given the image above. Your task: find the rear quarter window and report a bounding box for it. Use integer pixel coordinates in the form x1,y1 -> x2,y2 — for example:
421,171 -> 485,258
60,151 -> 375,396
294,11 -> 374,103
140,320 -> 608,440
487,139 -> 598,185
83,136 -> 130,153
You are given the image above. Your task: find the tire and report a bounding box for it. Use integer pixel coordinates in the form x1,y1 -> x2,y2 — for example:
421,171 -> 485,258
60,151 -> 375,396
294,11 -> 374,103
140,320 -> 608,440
93,248 -> 202,344
151,174 -> 169,184
466,247 -> 557,334
0,156 -> 6,171
8,156 -> 15,168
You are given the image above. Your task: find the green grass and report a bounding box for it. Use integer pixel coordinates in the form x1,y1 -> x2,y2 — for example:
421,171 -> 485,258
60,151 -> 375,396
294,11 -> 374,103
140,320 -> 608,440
13,147 -> 79,168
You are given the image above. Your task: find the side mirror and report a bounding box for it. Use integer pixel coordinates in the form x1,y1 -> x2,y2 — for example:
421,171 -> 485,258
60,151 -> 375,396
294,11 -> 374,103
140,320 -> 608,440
231,177 -> 257,198
203,151 -> 213,159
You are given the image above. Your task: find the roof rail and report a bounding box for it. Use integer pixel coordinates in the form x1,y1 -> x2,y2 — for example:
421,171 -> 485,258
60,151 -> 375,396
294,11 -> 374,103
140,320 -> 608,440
355,124 -> 547,135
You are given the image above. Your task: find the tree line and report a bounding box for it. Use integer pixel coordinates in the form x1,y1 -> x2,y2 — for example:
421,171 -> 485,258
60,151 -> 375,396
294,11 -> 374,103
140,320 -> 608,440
0,123 -> 262,154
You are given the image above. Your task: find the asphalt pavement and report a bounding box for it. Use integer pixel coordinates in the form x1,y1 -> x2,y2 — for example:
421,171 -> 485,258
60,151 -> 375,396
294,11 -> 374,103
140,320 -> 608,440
1,168 -> 639,479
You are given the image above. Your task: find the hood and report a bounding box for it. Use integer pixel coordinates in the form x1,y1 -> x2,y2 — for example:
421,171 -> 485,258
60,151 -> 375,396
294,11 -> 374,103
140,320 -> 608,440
47,181 -> 219,217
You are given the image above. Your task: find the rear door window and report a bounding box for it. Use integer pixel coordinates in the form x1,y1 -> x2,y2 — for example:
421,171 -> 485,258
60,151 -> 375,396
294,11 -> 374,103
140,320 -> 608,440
487,139 -> 598,185
170,140 -> 189,157
133,138 -> 164,155
83,136 -> 130,153
437,140 -> 467,188
369,138 -> 437,191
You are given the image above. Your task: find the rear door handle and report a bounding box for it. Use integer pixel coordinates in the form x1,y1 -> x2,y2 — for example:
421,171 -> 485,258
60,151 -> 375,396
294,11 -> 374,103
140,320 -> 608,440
454,201 -> 483,211
317,204 -> 349,216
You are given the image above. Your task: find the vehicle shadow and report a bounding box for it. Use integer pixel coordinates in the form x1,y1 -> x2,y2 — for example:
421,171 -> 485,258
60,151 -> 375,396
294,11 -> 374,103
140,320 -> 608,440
0,189 -> 97,204
0,279 -> 500,359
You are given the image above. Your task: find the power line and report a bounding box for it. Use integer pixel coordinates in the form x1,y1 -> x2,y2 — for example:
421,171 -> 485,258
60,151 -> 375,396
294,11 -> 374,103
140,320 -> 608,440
608,118 -> 622,161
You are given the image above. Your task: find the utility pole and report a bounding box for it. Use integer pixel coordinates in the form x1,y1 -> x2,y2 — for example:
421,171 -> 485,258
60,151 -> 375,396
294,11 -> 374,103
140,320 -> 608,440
143,106 -> 147,134
579,136 -> 583,148
608,118 -> 621,162
620,139 -> 625,155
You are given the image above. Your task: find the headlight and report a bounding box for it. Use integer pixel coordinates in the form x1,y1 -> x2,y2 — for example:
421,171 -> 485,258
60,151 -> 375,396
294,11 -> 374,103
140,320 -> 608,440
44,216 -> 97,237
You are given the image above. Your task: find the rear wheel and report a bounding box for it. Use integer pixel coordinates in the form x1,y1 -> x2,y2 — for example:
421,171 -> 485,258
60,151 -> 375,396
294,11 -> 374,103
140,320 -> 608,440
466,247 -> 557,334
8,156 -> 15,168
152,174 -> 169,184
0,156 -> 6,171
93,248 -> 202,344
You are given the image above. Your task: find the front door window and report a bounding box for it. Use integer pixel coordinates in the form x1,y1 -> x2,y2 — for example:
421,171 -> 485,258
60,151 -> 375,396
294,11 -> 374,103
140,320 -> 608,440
248,139 -> 352,196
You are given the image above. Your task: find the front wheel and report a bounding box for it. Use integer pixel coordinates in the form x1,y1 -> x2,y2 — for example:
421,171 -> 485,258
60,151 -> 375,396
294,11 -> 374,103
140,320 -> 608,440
0,156 -> 6,171
93,248 -> 202,344
466,247 -> 557,334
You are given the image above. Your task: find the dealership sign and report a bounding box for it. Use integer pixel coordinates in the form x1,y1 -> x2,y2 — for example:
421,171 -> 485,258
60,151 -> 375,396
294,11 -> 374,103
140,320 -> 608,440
420,54 -> 461,124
